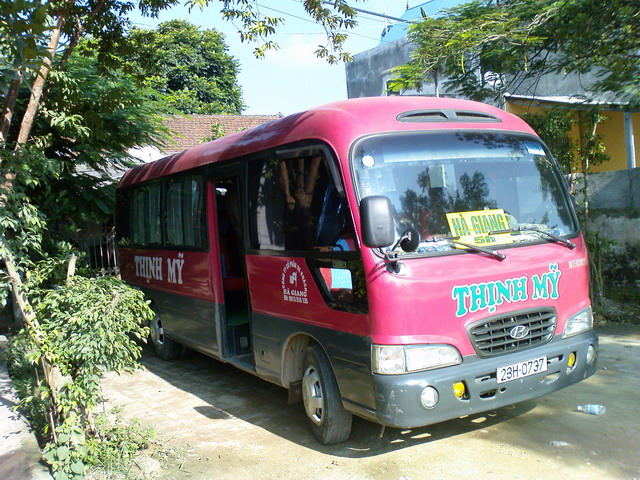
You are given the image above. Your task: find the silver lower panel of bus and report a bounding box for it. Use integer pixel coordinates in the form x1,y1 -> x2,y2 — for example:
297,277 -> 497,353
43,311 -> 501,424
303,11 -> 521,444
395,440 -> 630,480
370,329 -> 598,428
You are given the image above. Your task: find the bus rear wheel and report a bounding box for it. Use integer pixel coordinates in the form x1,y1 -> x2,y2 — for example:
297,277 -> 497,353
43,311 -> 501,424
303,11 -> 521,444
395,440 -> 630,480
149,316 -> 181,360
302,344 -> 352,444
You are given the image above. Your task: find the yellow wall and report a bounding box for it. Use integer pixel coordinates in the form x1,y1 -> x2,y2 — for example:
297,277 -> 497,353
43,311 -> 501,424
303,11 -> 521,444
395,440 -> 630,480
506,100 -> 640,173
589,111 -> 626,172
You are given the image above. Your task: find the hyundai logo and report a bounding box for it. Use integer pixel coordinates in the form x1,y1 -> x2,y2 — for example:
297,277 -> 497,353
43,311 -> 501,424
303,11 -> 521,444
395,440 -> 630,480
509,325 -> 530,340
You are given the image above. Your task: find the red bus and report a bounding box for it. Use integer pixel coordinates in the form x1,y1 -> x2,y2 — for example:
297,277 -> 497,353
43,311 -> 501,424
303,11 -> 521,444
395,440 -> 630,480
116,97 -> 598,444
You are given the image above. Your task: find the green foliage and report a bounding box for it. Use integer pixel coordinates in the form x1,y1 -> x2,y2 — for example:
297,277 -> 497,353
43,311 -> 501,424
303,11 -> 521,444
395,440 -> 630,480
20,49 -> 177,235
301,0 -> 358,64
36,276 -> 152,411
523,108 -> 610,305
5,331 -> 51,439
41,49 -> 175,164
584,230 -> 615,307
576,110 -> 609,173
391,0 -> 640,106
188,0 -> 358,63
1,46 -> 179,238
519,110 -> 575,173
42,410 -> 157,480
0,146 -> 59,300
602,243 -> 640,303
0,0 -> 51,93
201,122 -> 226,142
0,144 -> 97,309
123,20 -> 243,114
7,273 -> 155,478
43,422 -> 88,480
85,411 -> 156,477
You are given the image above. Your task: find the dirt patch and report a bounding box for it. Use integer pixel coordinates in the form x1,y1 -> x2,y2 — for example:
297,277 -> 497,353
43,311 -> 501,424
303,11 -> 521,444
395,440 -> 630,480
101,325 -> 640,480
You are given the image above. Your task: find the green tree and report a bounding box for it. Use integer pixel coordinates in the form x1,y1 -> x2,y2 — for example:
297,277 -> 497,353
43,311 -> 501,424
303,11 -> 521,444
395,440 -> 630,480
1,3 -> 366,473
124,20 -> 243,114
390,0 -> 640,106
26,50 -> 176,236
194,0 -> 359,63
520,109 -> 575,173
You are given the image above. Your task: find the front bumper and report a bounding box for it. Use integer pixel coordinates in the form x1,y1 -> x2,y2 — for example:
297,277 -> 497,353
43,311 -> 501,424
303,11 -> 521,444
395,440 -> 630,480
371,329 -> 598,428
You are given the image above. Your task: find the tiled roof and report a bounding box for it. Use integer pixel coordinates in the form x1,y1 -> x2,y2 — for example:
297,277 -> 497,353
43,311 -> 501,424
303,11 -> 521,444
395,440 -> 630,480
161,114 -> 282,153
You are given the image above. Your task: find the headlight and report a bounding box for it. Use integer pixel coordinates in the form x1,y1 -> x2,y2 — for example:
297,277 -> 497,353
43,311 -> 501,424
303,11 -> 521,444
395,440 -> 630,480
563,306 -> 593,338
373,344 -> 462,374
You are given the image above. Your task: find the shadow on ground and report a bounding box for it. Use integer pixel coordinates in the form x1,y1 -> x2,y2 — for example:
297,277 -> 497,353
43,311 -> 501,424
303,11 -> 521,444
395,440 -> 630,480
139,344 -> 536,458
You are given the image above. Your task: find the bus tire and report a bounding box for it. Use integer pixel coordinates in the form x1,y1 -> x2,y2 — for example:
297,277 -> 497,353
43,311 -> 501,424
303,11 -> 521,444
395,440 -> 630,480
149,316 -> 181,360
302,344 -> 352,444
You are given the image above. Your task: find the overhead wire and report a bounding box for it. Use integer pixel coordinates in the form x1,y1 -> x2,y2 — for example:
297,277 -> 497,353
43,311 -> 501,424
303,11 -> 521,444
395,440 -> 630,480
131,0 -> 400,43
253,2 -> 383,42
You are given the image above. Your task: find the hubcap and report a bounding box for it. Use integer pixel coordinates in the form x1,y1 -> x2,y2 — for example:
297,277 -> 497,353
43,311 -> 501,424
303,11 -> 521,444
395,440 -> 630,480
150,317 -> 165,346
302,366 -> 324,426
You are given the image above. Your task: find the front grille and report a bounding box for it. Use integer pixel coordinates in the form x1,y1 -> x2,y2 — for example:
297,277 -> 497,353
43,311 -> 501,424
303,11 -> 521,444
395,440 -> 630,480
468,308 -> 557,358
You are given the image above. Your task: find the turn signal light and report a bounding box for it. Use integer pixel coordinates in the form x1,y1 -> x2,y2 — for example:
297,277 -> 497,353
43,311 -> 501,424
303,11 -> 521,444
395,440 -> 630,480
453,381 -> 466,399
567,352 -> 576,368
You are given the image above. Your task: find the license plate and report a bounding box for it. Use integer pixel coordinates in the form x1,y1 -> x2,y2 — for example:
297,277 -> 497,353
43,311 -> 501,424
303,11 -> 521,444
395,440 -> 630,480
497,355 -> 547,384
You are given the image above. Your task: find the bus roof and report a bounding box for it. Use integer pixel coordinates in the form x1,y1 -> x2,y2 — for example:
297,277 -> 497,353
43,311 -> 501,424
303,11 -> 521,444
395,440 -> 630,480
118,96 -> 536,188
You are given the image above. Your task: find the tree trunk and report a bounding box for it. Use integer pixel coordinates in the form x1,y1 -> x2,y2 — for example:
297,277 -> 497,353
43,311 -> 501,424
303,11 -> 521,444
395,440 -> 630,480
0,75 -> 23,144
42,0 -> 108,106
15,10 -> 68,147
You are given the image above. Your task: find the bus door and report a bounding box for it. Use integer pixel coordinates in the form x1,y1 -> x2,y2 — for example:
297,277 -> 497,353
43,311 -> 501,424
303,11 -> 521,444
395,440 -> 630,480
212,176 -> 253,362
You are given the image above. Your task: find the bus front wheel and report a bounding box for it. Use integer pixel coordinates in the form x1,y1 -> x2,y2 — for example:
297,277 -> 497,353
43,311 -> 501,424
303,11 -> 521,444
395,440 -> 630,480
302,344 -> 352,444
149,316 -> 181,360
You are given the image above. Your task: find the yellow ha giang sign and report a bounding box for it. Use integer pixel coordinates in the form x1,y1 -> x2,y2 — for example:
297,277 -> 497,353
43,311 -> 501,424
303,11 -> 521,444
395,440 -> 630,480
445,209 -> 512,247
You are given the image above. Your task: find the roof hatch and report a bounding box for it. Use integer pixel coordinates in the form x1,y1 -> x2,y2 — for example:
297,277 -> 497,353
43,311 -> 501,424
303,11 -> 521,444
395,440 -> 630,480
397,109 -> 501,123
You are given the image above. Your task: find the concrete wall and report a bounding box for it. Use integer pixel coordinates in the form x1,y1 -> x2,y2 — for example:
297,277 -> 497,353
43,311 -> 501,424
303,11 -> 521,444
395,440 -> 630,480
590,215 -> 640,248
576,168 -> 640,209
346,39 -> 416,98
576,168 -> 640,248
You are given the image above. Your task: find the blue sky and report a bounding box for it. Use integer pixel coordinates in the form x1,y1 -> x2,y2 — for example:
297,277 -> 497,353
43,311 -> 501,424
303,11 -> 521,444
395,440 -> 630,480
128,1 -> 425,115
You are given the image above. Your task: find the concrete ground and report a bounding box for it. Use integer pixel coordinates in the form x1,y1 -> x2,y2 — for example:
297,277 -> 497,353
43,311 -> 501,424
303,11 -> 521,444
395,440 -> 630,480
99,325 -> 640,480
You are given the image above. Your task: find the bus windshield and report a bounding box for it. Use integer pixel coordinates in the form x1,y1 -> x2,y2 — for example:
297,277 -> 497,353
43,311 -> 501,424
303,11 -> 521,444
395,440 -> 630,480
352,131 -> 577,256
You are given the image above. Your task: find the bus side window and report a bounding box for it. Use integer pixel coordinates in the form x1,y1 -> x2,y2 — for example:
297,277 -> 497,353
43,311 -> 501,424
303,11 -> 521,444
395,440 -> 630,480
319,267 -> 354,303
248,150 -> 354,252
315,184 -> 346,248
165,175 -> 206,249
130,182 -> 161,247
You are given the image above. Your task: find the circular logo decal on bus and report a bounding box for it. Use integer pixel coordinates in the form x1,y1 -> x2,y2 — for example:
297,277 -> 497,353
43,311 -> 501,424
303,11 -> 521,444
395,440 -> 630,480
281,260 -> 309,305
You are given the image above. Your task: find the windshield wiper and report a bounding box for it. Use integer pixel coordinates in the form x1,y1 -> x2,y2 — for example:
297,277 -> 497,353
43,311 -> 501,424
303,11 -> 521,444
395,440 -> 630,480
446,238 -> 506,261
490,227 -> 576,250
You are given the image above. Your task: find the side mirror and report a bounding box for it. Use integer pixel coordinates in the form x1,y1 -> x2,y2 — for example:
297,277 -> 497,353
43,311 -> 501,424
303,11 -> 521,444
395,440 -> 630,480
360,195 -> 395,248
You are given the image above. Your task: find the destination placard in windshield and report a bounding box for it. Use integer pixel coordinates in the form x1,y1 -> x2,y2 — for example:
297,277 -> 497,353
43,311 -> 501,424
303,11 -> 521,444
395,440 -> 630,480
446,209 -> 513,247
